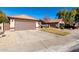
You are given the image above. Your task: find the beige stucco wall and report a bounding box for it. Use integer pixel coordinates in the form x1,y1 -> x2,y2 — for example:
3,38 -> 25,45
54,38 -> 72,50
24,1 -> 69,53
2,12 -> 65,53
10,19 -> 15,28
36,21 -> 39,27
36,21 -> 41,30
10,19 -> 41,30
0,23 -> 3,32
10,19 -> 15,31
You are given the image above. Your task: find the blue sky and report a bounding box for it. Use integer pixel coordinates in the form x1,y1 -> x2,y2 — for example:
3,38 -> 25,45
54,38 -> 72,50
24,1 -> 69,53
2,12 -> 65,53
0,7 -> 77,19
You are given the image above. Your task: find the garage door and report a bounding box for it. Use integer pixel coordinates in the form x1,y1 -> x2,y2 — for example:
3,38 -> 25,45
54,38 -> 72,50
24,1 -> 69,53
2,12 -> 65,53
15,20 -> 36,30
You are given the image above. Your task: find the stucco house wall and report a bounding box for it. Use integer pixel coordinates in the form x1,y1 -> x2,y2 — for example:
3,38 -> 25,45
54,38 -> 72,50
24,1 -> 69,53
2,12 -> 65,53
9,19 -> 41,31
0,23 -> 3,32
10,19 -> 15,31
6,15 -> 41,31
36,21 -> 41,29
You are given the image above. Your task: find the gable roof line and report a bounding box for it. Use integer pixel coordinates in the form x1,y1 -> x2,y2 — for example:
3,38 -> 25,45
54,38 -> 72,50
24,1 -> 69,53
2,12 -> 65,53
7,14 -> 38,21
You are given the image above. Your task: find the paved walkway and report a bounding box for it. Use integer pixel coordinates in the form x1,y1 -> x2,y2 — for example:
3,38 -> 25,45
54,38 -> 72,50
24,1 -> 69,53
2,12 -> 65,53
0,30 -> 79,52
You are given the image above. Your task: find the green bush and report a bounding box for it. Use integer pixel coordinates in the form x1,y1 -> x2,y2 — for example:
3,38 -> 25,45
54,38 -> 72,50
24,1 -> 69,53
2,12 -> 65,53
60,23 -> 65,29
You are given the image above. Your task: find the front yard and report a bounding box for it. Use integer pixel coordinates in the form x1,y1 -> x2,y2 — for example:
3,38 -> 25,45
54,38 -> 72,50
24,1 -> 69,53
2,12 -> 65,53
41,28 -> 70,36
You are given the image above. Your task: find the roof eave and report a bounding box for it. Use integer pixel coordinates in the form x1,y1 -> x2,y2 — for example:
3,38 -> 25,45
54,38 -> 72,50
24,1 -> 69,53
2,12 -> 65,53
7,16 -> 39,21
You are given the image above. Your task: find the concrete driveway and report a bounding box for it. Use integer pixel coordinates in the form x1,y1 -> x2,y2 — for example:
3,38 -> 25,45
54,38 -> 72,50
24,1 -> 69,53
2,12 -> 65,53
0,30 -> 78,52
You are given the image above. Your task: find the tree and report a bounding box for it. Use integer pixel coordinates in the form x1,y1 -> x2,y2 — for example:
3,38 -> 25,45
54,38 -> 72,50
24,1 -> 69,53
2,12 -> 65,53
56,10 -> 63,19
75,8 -> 79,22
0,11 -> 9,33
57,10 -> 69,24
56,9 -> 77,25
69,9 -> 77,24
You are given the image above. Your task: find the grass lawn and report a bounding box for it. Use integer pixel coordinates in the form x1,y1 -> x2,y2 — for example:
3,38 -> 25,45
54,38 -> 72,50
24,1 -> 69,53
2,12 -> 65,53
41,28 -> 70,36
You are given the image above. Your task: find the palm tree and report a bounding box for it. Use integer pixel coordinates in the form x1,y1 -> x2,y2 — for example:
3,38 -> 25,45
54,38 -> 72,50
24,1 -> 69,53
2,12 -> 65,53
57,9 -> 69,23
62,10 -> 68,21
57,9 -> 77,25
75,8 -> 79,22
56,10 -> 63,19
0,11 -> 9,34
66,9 -> 77,25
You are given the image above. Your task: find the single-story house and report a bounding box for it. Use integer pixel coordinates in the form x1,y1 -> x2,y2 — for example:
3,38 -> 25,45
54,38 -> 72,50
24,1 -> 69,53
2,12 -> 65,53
2,14 -> 41,31
41,19 -> 64,28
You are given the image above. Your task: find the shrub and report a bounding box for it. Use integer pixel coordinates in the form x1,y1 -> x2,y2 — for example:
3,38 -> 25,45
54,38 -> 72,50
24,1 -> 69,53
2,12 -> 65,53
60,23 -> 65,29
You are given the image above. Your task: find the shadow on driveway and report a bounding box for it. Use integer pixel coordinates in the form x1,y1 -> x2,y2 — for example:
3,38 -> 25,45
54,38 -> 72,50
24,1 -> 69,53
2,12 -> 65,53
70,48 -> 79,52
70,44 -> 79,52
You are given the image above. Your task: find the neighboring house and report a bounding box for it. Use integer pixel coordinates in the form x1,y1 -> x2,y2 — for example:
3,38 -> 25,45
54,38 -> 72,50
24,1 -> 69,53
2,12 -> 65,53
41,19 -> 64,28
3,14 -> 41,31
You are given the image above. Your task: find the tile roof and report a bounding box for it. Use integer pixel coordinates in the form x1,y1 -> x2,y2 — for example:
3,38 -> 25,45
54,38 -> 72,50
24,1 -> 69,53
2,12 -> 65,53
52,19 -> 63,23
8,14 -> 37,20
42,19 -> 63,23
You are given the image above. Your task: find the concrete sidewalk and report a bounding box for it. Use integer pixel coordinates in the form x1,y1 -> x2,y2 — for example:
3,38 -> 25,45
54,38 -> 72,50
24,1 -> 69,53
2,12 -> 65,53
0,30 -> 79,52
